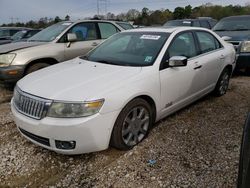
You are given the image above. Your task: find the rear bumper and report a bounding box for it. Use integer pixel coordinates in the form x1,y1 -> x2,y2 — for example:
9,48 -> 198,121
0,66 -> 24,84
236,53 -> 250,69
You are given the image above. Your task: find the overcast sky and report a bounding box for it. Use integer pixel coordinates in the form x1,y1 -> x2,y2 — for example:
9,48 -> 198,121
0,0 -> 249,24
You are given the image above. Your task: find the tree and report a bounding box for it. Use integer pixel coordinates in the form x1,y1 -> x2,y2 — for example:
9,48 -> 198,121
65,15 -> 70,21
173,7 -> 186,19
54,16 -> 61,23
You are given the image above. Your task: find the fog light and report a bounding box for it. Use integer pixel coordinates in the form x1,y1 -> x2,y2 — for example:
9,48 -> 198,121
55,140 -> 76,150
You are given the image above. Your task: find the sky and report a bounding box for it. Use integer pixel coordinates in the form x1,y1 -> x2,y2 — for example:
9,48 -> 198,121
0,0 -> 249,24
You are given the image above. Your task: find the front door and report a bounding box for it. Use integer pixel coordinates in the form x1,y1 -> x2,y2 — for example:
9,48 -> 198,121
63,22 -> 101,60
159,32 -> 201,117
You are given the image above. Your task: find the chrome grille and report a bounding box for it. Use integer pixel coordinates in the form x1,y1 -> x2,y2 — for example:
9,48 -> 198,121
13,87 -> 52,120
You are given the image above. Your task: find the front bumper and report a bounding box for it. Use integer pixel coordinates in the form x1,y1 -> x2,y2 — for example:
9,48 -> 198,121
11,101 -> 120,155
235,51 -> 250,69
0,65 -> 25,84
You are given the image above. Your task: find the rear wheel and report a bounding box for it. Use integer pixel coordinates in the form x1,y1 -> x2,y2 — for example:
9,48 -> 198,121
110,98 -> 153,150
26,63 -> 50,75
214,68 -> 231,96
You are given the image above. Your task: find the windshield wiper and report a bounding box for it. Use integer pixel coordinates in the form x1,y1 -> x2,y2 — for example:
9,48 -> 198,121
231,29 -> 250,31
213,29 -> 229,31
95,60 -> 120,66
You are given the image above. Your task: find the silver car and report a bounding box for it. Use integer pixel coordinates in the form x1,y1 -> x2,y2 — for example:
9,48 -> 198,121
0,20 -> 133,85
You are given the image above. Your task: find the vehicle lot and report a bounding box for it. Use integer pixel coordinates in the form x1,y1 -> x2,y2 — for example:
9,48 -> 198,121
0,76 -> 250,187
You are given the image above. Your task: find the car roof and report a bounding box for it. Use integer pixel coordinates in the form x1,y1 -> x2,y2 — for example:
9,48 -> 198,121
0,27 -> 30,30
122,26 -> 211,34
60,20 -> 130,25
222,15 -> 250,20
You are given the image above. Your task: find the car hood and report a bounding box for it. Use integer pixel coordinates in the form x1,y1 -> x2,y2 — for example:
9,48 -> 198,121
0,41 -> 46,54
17,58 -> 142,101
215,30 -> 250,41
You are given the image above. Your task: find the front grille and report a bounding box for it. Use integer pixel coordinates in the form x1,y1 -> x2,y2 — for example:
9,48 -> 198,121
13,87 -> 52,120
19,127 -> 50,146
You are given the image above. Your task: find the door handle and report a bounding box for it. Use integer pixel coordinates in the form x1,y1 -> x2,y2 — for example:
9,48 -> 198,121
92,42 -> 98,47
194,65 -> 202,70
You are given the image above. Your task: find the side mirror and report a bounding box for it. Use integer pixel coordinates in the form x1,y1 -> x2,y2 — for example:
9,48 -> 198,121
169,56 -> 187,67
67,33 -> 77,42
221,36 -> 231,41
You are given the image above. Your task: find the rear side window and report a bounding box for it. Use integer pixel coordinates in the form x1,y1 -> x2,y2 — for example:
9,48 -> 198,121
193,21 -> 201,27
196,31 -> 222,54
98,23 -> 119,39
168,32 -> 197,58
69,22 -> 98,41
116,22 -> 133,30
199,20 -> 210,29
10,29 -> 20,36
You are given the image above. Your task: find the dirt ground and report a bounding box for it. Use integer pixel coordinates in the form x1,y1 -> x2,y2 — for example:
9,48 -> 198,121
0,76 -> 249,188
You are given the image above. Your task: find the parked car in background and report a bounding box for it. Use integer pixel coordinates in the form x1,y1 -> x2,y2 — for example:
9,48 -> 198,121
213,15 -> 250,73
0,27 -> 29,45
237,113 -> 250,188
11,27 -> 235,154
0,20 -> 131,85
164,17 -> 217,29
11,29 -> 41,43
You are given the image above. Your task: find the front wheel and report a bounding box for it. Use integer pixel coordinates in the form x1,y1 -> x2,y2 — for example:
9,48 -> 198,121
110,98 -> 153,150
214,68 -> 231,97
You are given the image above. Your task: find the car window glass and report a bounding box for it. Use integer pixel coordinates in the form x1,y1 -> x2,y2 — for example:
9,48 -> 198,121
10,29 -> 20,36
69,22 -> 98,41
196,31 -> 221,53
116,22 -> 133,30
199,20 -> 210,28
193,21 -> 200,27
98,23 -> 118,39
85,32 -> 169,66
168,32 -> 197,58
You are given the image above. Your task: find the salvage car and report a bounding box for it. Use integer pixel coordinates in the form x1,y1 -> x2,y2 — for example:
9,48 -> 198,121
0,20 -> 131,85
0,27 -> 29,45
10,29 -> 41,43
164,17 -> 217,29
213,15 -> 250,73
11,27 -> 236,154
238,113 -> 250,188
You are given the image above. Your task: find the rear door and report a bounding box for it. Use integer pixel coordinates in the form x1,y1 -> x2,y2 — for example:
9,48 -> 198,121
194,31 -> 225,89
63,22 -> 101,60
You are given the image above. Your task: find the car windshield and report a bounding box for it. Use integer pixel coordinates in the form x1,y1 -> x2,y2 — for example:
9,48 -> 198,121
164,20 -> 192,27
11,30 -> 27,40
28,22 -> 73,42
0,29 -> 10,38
82,32 -> 169,67
213,17 -> 250,31
116,22 -> 134,30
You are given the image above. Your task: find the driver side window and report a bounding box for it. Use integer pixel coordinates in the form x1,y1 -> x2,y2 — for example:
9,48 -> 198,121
168,32 -> 197,59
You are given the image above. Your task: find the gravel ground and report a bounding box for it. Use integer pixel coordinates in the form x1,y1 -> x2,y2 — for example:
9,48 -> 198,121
0,76 -> 250,188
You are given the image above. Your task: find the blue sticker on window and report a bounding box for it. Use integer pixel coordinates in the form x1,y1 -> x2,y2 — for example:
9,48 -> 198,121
145,56 -> 153,62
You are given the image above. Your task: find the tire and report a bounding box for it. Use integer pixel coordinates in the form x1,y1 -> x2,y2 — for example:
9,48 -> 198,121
26,63 -> 50,75
213,68 -> 231,97
110,98 -> 153,150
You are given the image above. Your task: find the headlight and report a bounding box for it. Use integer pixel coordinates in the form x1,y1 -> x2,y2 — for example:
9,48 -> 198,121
240,41 -> 250,53
0,53 -> 16,67
47,99 -> 104,118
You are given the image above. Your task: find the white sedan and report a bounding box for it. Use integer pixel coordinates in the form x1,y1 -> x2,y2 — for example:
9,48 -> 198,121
11,27 -> 236,154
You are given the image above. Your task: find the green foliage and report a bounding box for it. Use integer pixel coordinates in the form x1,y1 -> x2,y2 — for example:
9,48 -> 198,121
2,4 -> 250,28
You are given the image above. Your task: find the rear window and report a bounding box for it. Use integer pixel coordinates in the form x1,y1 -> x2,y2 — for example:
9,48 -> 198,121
213,17 -> 250,31
164,20 -> 192,27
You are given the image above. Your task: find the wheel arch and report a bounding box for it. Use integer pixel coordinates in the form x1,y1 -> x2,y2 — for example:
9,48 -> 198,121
24,58 -> 59,75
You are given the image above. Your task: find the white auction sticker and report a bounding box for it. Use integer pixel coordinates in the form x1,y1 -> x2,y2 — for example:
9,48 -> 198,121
62,22 -> 72,26
140,35 -> 161,40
